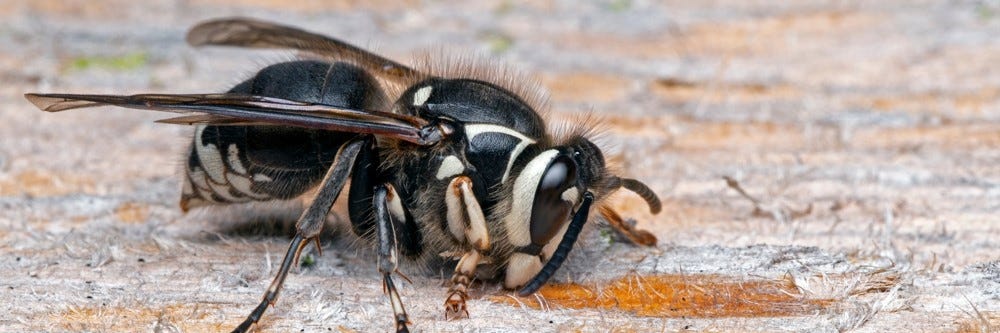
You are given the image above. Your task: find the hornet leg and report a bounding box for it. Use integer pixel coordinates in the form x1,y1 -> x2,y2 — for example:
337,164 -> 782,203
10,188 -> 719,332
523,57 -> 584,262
374,183 -> 412,333
231,139 -> 364,333
442,176 -> 490,320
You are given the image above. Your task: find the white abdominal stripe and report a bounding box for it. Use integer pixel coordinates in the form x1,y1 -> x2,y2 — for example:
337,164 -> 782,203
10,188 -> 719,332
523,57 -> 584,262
182,126 -> 274,208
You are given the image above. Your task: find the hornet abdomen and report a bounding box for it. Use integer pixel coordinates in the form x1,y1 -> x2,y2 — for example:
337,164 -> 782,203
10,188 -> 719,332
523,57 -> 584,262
181,60 -> 385,210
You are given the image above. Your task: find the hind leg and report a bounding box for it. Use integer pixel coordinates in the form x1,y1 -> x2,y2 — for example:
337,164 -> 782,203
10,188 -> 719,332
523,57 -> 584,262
231,139 -> 364,333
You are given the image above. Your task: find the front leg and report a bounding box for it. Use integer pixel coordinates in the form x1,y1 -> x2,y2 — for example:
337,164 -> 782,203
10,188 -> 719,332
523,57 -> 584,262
373,183 -> 411,333
443,176 -> 490,319
445,250 -> 481,319
231,139 -> 363,333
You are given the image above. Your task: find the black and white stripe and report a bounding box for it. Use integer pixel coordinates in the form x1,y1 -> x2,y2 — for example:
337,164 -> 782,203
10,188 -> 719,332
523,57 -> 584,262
181,126 -> 275,210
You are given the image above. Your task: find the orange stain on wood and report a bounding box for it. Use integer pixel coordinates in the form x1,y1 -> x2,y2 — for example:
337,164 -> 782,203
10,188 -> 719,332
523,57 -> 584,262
672,122 -> 807,151
0,170 -> 95,196
552,11 -> 877,58
114,202 -> 149,224
852,124 -> 1000,149
954,312 -> 1000,333
50,303 -> 227,332
651,78 -> 800,103
188,0 -> 419,12
542,72 -> 630,103
495,274 -> 833,318
866,87 -> 1000,116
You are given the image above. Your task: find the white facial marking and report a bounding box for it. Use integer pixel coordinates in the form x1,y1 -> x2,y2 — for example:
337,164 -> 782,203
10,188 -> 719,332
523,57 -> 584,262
227,144 -> 248,175
504,253 -> 543,289
503,149 -> 559,246
435,155 -> 465,180
412,86 -> 433,106
561,187 -> 579,204
464,124 -> 537,183
252,174 -> 273,182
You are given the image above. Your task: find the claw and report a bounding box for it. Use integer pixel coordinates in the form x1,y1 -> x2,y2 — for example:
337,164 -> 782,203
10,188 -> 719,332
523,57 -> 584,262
443,250 -> 480,321
395,269 -> 414,285
313,237 -> 323,256
444,292 -> 470,320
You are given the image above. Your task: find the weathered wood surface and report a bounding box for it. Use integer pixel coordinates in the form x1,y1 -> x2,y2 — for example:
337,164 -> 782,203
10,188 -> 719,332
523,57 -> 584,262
1,1 -> 997,332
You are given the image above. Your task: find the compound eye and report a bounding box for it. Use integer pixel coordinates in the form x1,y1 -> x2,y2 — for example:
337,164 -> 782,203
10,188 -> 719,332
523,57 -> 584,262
529,155 -> 579,245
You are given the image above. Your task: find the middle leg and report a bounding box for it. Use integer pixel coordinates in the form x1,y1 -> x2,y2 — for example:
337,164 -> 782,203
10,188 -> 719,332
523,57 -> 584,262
373,183 -> 412,333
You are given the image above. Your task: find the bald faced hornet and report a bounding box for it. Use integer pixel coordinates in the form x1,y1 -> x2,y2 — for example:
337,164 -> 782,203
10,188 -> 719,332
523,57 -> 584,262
25,18 -> 662,332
